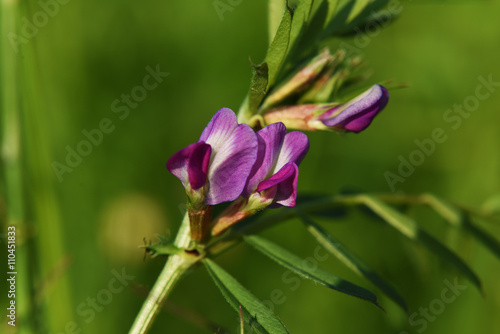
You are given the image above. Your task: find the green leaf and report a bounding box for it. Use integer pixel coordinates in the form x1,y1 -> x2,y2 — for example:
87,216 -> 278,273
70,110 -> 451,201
268,0 -> 287,44
336,9 -> 398,37
266,7 -> 293,89
323,0 -> 391,37
346,0 -> 372,22
300,214 -> 408,312
422,193 -> 463,227
322,0 -> 356,36
422,194 -> 500,263
203,259 -> 289,334
288,0 -> 314,53
281,0 -> 329,72
354,195 -> 482,292
463,217 -> 500,264
244,235 -> 384,310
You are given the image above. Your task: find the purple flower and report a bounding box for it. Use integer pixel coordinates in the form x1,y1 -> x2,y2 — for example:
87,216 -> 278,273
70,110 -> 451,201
263,84 -> 389,133
167,108 -> 258,207
244,122 -> 309,208
211,122 -> 309,236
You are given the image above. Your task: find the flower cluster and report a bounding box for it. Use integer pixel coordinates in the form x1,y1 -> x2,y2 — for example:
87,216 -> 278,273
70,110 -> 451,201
167,90 -> 388,242
167,108 -> 309,241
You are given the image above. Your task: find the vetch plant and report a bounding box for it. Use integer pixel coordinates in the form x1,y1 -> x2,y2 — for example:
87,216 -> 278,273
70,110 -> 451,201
129,1 -> 500,333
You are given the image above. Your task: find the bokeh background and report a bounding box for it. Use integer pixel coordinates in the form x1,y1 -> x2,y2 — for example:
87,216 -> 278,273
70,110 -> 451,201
2,0 -> 500,333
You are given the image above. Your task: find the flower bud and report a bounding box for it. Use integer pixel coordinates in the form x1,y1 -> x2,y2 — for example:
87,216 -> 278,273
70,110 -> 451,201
263,84 -> 388,133
320,84 -> 389,133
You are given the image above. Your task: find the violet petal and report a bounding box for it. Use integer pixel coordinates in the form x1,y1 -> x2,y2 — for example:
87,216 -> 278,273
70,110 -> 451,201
244,122 -> 287,196
205,123 -> 258,205
199,108 -> 239,153
275,131 -> 310,171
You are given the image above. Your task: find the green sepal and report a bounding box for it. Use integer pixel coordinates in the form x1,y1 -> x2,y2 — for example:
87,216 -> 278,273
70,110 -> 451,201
142,239 -> 181,258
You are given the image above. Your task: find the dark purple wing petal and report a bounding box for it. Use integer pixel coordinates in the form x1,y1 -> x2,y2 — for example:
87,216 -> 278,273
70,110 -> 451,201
244,122 -> 287,196
322,84 -> 389,133
167,141 -> 210,187
187,142 -> 212,190
205,123 -> 258,205
256,162 -> 298,208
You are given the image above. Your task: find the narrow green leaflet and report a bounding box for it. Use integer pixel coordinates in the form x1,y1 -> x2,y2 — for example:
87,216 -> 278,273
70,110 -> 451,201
300,214 -> 408,312
281,0 -> 329,73
423,193 -> 463,227
244,235 -> 383,310
346,0 -> 372,22
288,0 -> 314,54
464,219 -> 500,263
203,259 -> 289,334
326,0 -> 341,22
265,8 -> 293,89
323,0 -> 391,37
422,194 -> 500,263
322,0 -> 356,36
268,0 -> 287,44
354,195 -> 482,292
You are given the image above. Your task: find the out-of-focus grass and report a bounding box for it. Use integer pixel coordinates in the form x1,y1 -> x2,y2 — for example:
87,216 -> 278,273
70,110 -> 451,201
1,0 -> 500,333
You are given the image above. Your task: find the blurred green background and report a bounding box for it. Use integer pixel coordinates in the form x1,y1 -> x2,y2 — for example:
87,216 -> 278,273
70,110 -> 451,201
2,0 -> 500,333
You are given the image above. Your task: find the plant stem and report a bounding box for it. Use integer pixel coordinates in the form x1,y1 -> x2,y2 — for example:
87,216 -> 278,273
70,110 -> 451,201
129,213 -> 198,334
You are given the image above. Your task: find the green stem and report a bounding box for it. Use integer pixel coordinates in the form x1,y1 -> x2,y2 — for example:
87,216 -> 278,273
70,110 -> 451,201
129,213 -> 199,334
